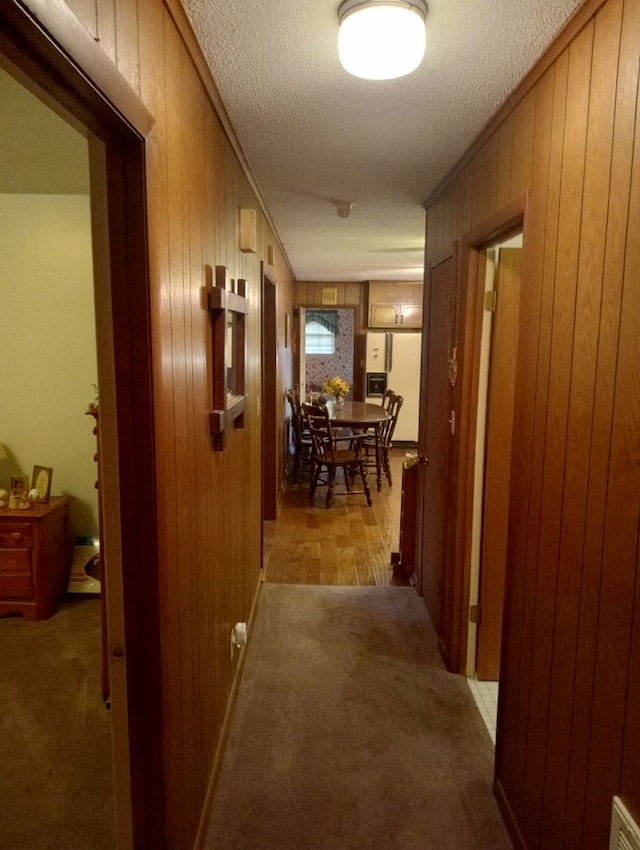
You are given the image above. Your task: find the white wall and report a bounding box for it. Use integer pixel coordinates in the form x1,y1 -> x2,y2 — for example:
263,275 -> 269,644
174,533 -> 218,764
0,194 -> 98,537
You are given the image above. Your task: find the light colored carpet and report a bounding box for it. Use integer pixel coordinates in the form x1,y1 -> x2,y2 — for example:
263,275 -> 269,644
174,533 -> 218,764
0,598 -> 114,850
204,584 -> 512,849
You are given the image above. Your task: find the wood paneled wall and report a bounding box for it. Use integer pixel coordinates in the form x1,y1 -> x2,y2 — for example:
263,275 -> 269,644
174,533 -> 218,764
296,280 -> 365,307
142,11 -> 295,848
18,1 -> 296,848
424,0 -> 640,847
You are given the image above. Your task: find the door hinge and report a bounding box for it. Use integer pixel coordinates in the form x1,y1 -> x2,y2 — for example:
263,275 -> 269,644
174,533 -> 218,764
469,604 -> 482,625
484,290 -> 497,312
449,409 -> 456,435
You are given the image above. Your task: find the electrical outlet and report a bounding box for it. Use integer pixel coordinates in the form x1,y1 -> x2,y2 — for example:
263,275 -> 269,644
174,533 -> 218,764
230,621 -> 247,660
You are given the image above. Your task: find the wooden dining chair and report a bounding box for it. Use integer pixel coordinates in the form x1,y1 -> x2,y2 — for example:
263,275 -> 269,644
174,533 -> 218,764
381,388 -> 395,410
302,403 -> 372,508
286,388 -> 312,483
363,393 -> 404,487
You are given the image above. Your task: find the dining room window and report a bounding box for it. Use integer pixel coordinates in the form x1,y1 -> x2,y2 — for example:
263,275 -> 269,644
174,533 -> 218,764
305,311 -> 337,355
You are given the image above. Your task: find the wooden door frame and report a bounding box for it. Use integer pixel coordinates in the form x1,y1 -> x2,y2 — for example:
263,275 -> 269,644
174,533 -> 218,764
474,245 -> 523,679
450,195 -> 529,675
261,267 -> 278,522
0,4 -> 164,848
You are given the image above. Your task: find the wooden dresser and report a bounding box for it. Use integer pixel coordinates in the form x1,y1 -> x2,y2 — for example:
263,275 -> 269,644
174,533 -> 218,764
0,496 -> 72,620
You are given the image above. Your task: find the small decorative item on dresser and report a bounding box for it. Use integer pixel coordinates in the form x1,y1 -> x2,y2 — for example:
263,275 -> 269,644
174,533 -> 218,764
31,466 -> 53,503
17,493 -> 31,510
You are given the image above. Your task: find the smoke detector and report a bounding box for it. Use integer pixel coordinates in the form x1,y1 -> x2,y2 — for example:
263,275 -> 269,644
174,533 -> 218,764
337,201 -> 356,218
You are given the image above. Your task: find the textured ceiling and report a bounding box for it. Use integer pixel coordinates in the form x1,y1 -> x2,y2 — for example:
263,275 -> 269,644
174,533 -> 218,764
0,3 -> 584,279
184,0 -> 583,282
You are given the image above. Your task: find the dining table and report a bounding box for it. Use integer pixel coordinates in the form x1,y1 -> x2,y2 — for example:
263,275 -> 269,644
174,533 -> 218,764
326,399 -> 391,491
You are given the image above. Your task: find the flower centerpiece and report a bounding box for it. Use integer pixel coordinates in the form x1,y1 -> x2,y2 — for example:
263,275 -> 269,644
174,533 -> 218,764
323,375 -> 350,408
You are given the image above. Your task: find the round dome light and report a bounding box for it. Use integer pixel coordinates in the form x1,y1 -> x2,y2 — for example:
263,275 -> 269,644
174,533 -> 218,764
337,0 -> 428,81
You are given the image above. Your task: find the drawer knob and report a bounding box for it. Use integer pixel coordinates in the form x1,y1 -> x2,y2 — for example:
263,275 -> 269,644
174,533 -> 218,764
11,532 -> 22,541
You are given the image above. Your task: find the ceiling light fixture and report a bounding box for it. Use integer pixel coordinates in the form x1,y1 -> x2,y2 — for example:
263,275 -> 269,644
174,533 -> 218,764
337,0 -> 428,81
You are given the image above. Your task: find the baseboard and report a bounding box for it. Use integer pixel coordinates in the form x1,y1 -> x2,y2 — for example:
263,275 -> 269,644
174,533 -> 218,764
193,570 -> 264,850
494,779 -> 527,849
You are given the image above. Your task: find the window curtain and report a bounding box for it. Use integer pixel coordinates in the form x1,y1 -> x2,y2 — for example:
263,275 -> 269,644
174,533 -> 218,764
306,310 -> 339,336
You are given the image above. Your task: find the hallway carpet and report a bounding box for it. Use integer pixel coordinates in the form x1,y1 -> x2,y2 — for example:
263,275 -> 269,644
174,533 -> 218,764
203,584 -> 512,849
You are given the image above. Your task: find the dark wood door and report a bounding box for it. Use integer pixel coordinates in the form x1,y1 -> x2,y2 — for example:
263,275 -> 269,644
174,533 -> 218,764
417,253 -> 456,640
476,247 -> 522,679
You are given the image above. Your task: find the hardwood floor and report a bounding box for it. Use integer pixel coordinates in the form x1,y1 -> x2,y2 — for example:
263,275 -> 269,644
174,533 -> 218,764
263,448 -> 413,586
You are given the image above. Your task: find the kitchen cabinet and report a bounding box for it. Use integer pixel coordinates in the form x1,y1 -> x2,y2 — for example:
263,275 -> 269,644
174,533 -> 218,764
0,496 -> 73,620
368,281 -> 423,328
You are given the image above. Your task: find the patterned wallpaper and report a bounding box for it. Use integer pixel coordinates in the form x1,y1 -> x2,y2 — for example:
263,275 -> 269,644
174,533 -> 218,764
306,309 -> 354,396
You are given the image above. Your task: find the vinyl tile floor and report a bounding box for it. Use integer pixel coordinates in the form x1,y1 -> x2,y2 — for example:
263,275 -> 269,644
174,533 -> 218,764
467,677 -> 499,745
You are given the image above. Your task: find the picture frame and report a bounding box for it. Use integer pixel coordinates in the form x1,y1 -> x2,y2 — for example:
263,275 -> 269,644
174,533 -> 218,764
31,465 -> 53,503
9,474 -> 27,495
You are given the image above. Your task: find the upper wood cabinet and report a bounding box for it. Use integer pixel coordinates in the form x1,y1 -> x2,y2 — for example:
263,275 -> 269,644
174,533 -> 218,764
368,281 -> 423,328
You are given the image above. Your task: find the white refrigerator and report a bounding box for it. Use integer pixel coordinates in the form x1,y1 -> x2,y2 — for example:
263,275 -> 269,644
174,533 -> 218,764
365,331 -> 422,442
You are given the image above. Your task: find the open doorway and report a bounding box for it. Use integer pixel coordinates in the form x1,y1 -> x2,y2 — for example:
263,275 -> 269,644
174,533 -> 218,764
300,308 -> 356,400
0,65 -> 114,847
466,231 -> 523,744
0,5 -> 163,845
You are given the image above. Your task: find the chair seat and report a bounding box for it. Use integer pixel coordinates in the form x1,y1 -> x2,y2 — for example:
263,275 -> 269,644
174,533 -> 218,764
332,447 -> 361,464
